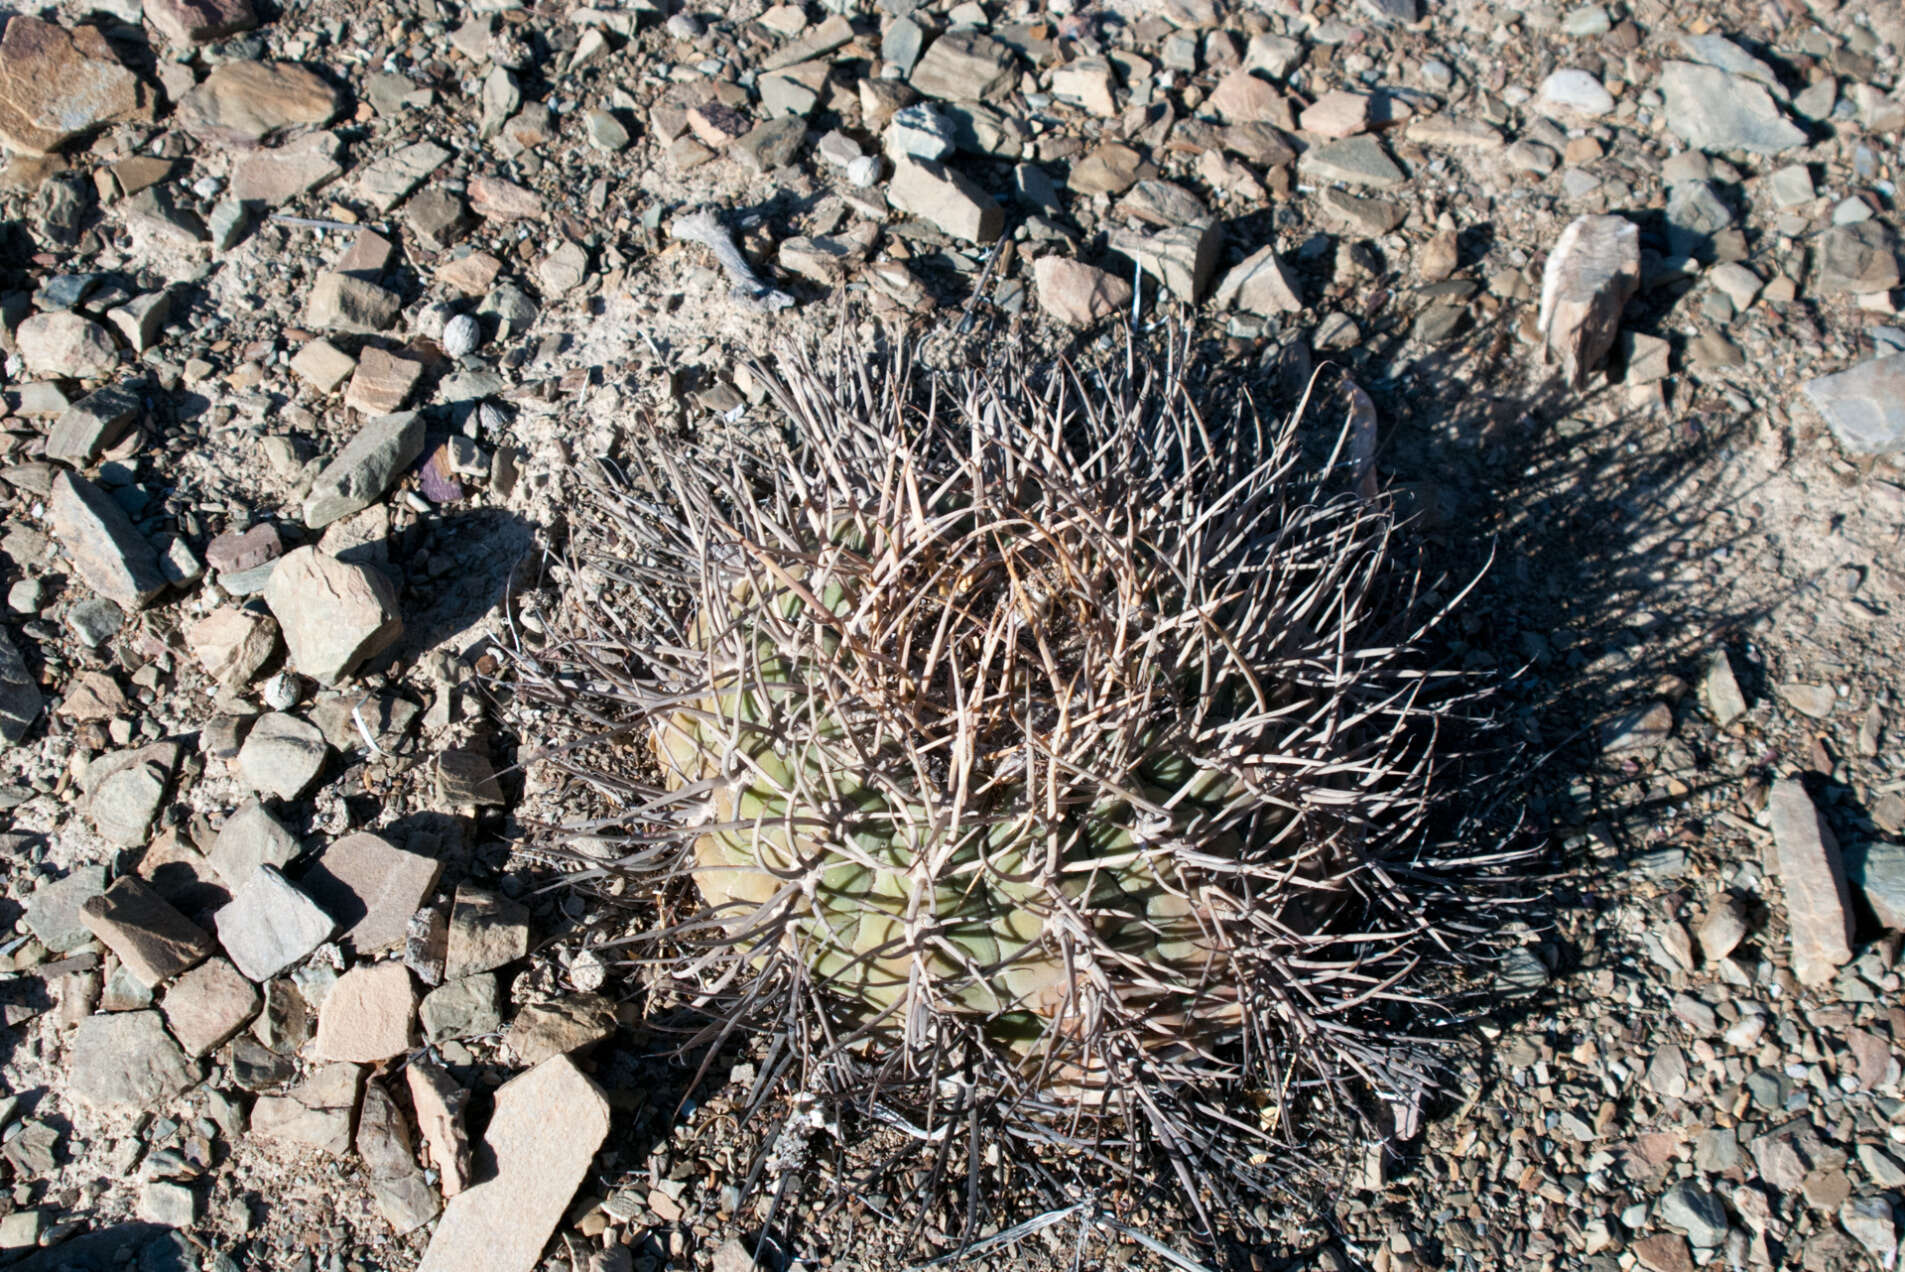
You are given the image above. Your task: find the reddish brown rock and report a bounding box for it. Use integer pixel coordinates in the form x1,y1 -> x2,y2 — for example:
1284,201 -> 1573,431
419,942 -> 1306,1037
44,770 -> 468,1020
177,61 -> 341,143
146,0 -> 257,46
0,18 -> 143,155
80,876 -> 214,988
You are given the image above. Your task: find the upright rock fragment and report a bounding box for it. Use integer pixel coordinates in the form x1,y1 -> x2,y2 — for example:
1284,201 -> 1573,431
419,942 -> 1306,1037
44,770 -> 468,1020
1767,777 -> 1855,985
1537,215 -> 1640,388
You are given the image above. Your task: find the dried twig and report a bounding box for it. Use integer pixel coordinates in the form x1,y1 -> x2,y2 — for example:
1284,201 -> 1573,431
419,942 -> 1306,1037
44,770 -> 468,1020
670,209 -> 795,312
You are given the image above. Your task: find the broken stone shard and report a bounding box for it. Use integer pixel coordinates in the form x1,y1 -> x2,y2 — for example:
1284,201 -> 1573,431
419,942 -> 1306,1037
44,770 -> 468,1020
1537,215 -> 1640,388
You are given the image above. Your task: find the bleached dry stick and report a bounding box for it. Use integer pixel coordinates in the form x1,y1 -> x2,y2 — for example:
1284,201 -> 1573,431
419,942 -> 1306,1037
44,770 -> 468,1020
670,209 -> 795,313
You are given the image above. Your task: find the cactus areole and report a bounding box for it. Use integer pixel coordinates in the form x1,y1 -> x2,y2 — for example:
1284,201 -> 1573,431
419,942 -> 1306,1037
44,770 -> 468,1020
522,334 -> 1504,1241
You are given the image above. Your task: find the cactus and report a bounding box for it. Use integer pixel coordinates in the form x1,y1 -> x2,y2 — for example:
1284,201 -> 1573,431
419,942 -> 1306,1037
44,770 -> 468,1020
517,334 -> 1508,1247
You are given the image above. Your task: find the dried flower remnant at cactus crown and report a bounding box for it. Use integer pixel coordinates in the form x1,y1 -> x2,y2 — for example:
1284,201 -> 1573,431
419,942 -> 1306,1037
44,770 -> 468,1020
518,333 -> 1512,1240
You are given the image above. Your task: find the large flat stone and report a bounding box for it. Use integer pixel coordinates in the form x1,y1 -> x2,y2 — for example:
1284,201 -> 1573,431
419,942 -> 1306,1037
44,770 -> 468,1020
158,956 -> 260,1056
215,865 -> 336,982
415,1056 -> 612,1272
1801,353 -> 1905,457
314,961 -> 416,1063
0,18 -> 142,156
25,865 -> 110,953
80,876 -> 213,988
301,832 -> 442,955
1658,61 -> 1806,154
302,412 -> 425,529
177,60 -> 341,143
69,1010 -> 200,1110
1767,777 -> 1855,985
206,799 -> 300,888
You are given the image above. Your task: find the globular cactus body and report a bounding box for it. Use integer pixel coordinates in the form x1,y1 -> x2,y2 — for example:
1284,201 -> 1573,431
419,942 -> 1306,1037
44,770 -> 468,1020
521,333 -> 1506,1245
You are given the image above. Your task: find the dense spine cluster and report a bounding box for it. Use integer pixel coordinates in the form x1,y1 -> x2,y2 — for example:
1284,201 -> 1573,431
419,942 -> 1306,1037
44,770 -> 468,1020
514,333 -> 1507,1245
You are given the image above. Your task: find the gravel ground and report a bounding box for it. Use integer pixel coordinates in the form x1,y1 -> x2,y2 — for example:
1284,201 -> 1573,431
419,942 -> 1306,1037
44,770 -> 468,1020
1,0 -> 1904,1268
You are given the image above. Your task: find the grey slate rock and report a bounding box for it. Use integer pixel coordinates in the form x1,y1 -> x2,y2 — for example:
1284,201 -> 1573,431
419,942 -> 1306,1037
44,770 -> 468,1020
302,411 -> 425,529
25,865 -> 110,953
1802,353 -> 1905,457
45,382 -> 143,466
214,865 -> 337,982
1844,839 -> 1905,930
70,1010 -> 200,1109
0,627 -> 41,745
1657,1180 -> 1729,1246
1658,61 -> 1806,154
48,471 -> 167,609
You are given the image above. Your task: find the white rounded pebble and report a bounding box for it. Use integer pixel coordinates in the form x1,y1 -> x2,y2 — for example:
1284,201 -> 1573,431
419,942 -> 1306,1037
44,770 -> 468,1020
442,313 -> 481,359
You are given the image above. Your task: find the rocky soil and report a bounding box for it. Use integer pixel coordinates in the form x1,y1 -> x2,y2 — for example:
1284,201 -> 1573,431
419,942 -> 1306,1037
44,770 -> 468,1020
1,0 -> 1904,1268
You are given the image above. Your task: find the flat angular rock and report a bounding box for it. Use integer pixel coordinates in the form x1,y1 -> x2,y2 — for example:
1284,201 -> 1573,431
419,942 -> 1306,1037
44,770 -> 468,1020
443,886 -> 531,980
178,61 -> 341,143
1538,68 -> 1615,116
468,176 -> 543,221
315,961 -> 416,1063
70,1010 -> 199,1109
147,0 -> 256,46
414,1056 -> 612,1272
1813,222 -> 1901,298
1658,62 -> 1805,154
230,132 -> 343,204
0,628 -> 43,746
81,738 -> 179,849
358,1082 -> 440,1233
1768,777 -> 1855,985
251,1062 -> 361,1154
234,711 -> 329,800
301,412 -> 425,529
1802,354 -> 1905,457
0,17 -> 143,156
159,956 -> 259,1056
1208,69 -> 1290,125
26,865 -> 109,953
1844,840 -> 1905,930
301,832 -> 442,955
1213,245 -> 1304,314
184,607 -> 278,687
420,974 -> 502,1043
290,337 -> 357,392
1033,257 -> 1131,326
304,272 -> 401,334
45,382 -> 143,466
82,741 -> 177,847
1110,220 -> 1223,304
506,993 -> 617,1065
355,141 -> 452,213
215,865 -> 336,981
342,349 -> 423,417
18,311 -> 120,380
1699,649 -> 1748,727
263,548 -> 404,685
909,31 -> 1015,102
731,118 -> 807,174
887,156 -> 1003,244
1297,135 -> 1406,189
1537,215 -> 1639,388
80,876 -> 212,987
207,799 -> 299,891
